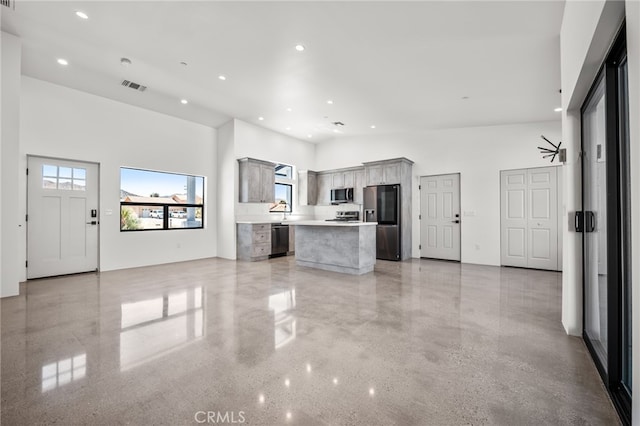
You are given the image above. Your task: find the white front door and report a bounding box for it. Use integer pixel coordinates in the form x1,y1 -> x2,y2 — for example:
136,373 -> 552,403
27,156 -> 99,279
420,173 -> 461,261
500,166 -> 559,271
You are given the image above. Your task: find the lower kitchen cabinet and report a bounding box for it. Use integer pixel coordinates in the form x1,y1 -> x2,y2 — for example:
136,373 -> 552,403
237,223 -> 271,261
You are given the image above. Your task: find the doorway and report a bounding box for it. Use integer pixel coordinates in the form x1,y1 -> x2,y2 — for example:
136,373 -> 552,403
27,156 -> 99,279
500,166 -> 562,271
419,173 -> 461,261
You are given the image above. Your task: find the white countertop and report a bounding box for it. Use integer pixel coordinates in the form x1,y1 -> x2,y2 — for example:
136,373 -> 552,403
236,220 -> 285,224
291,220 -> 377,227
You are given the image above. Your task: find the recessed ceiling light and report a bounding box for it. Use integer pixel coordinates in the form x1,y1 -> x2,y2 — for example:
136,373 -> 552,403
370,125 -> 376,129
258,116 -> 264,121
307,134 -> 312,138
57,58 -> 68,66
286,127 -> 291,130
120,57 -> 132,67
295,44 -> 305,52
180,99 -> 188,105
327,100 -> 333,105
286,108 -> 292,112
75,11 -> 88,19
333,129 -> 341,134
554,107 -> 562,112
218,75 -> 226,81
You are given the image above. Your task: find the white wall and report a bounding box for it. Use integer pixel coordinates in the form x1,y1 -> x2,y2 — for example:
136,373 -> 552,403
19,77 -> 217,276
1,32 -> 22,297
216,120 -> 236,260
315,121 -> 561,265
215,119 -> 317,259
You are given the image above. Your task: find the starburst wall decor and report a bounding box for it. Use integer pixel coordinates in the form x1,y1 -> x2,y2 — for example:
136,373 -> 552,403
538,135 -> 564,163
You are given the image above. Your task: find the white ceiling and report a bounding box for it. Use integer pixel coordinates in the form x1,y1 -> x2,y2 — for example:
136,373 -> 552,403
1,1 -> 565,142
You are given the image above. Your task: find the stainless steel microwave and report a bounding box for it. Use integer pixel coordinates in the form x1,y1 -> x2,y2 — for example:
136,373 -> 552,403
331,188 -> 354,204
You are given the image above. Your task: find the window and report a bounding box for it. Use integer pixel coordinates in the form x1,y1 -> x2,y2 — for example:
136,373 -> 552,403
42,164 -> 86,190
275,164 -> 292,179
270,163 -> 293,213
120,167 -> 204,231
270,183 -> 292,212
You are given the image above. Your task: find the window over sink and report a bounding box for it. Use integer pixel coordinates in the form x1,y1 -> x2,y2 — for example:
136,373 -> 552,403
270,163 -> 293,213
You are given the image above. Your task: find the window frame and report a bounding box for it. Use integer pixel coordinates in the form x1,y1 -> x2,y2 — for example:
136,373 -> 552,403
270,182 -> 292,213
270,163 -> 294,213
119,167 -> 205,232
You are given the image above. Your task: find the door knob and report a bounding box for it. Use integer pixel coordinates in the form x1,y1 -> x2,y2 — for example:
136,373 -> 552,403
452,220 -> 460,224
86,221 -> 98,225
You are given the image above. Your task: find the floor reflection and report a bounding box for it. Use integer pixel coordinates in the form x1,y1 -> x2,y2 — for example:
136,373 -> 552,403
41,353 -> 86,392
269,289 -> 296,349
120,287 -> 204,371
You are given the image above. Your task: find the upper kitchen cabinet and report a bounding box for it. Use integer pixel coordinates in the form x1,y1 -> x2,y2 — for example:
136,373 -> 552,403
238,157 -> 275,203
298,170 -> 318,206
316,173 -> 332,205
332,170 -> 355,188
353,169 -> 365,204
363,158 -> 413,186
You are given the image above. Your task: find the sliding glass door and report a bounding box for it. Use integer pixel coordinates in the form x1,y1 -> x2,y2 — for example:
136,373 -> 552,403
582,74 -> 609,371
581,24 -> 631,425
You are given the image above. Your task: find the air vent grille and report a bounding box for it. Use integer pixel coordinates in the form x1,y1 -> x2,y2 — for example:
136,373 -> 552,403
121,80 -> 147,92
1,0 -> 14,9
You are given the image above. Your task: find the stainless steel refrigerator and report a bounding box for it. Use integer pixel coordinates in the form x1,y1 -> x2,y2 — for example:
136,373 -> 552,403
363,184 -> 401,261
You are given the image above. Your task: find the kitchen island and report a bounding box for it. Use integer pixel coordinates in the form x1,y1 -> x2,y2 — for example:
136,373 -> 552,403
292,221 -> 377,275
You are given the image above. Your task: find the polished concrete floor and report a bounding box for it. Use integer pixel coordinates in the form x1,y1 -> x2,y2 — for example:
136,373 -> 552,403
1,257 -> 618,425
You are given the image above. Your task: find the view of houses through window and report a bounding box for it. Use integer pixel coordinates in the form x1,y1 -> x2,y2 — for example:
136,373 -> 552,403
120,167 -> 204,231
270,164 -> 293,213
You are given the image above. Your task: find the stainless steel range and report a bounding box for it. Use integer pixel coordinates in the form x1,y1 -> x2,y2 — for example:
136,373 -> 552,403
325,211 -> 360,222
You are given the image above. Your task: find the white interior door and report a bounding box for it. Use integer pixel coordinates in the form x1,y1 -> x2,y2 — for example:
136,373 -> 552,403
527,168 -> 558,270
500,166 -> 559,271
500,170 -> 528,267
420,173 -> 461,261
27,156 -> 99,279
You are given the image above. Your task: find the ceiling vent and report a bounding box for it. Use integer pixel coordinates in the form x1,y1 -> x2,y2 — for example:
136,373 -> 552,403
1,0 -> 14,9
332,121 -> 345,127
121,80 -> 147,92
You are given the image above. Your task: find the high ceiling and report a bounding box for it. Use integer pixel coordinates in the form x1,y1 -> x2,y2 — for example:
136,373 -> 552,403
1,1 -> 565,142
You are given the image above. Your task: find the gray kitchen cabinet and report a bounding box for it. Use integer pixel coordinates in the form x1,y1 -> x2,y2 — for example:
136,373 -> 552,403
353,169 -> 364,204
238,158 -> 275,203
288,225 -> 295,254
363,158 -> 407,185
331,170 -> 355,188
237,223 -> 272,261
298,170 -> 318,205
332,172 -> 344,188
317,173 -> 332,205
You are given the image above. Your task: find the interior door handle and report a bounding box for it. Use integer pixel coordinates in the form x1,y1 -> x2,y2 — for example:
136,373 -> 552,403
451,220 -> 460,223
86,221 -> 98,225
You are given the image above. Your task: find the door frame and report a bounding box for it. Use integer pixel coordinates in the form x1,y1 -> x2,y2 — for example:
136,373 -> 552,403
419,172 -> 461,261
26,154 -> 101,278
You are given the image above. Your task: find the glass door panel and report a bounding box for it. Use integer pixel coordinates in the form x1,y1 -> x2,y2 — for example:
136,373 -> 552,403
582,76 -> 608,371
